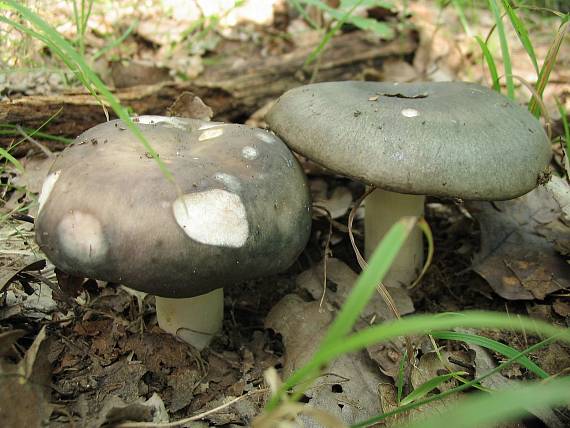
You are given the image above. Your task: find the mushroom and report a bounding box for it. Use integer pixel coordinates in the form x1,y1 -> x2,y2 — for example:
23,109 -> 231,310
35,116 -> 311,349
266,81 -> 551,287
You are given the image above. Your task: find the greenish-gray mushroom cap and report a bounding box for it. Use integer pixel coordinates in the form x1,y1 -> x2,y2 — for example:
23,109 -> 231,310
266,81 -> 551,200
35,117 -> 311,298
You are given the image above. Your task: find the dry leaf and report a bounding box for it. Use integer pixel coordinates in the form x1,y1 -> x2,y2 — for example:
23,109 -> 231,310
314,187 -> 353,220
0,326 -> 52,427
297,258 -> 414,321
467,337 -> 564,428
470,185 -> 570,300
265,294 -> 388,426
167,92 -> 213,121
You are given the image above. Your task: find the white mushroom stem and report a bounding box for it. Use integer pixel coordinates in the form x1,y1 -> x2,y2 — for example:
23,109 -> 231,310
364,189 -> 425,287
155,288 -> 224,350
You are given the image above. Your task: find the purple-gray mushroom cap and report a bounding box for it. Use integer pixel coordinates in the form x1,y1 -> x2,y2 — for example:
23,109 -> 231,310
35,117 -> 311,298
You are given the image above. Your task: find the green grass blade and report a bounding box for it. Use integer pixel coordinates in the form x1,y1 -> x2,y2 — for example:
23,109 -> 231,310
488,0 -> 514,98
555,97 -> 570,156
300,0 -> 338,14
400,371 -> 467,406
451,0 -> 472,36
0,15 -> 67,60
264,217 -> 417,410
0,126 -> 72,144
410,218 -> 433,289
73,0 -> 94,56
92,20 -> 138,61
335,312 -> 570,358
304,0 -> 365,67
271,312 -> 570,411
71,0 -> 80,49
289,0 -> 320,29
501,0 -> 539,74
515,4 -> 568,19
351,335 -> 559,427
475,36 -> 501,92
0,0 -> 175,184
344,15 -> 394,38
267,312 -> 570,411
431,331 -> 549,379
396,349 -> 407,404
528,18 -> 569,117
400,377 -> 570,428
0,147 -> 22,170
321,217 -> 417,348
1,106 -> 71,146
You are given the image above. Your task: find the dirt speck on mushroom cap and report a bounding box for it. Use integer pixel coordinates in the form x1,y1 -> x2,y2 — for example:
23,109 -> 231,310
266,81 -> 551,200
35,118 -> 311,298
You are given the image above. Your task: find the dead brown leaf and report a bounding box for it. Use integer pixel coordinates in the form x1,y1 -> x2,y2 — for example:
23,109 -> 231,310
410,350 -> 473,392
0,327 -> 52,427
470,185 -> 570,300
265,294 -> 389,426
0,256 -> 45,294
553,298 -> 570,317
297,258 -> 414,322
378,381 -> 461,427
469,339 -> 564,427
88,393 -> 168,428
167,92 -> 213,121
314,187 -> 353,220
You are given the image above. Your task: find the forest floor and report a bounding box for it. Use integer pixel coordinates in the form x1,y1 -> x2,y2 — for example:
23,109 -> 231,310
0,1 -> 569,427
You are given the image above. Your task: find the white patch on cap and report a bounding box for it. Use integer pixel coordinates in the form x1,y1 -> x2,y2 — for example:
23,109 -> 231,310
241,146 -> 258,160
134,115 -> 188,130
173,189 -> 248,248
198,122 -> 223,130
198,128 -> 224,141
214,173 -> 242,191
38,170 -> 61,214
57,211 -> 108,265
256,130 -> 276,144
401,108 -> 419,118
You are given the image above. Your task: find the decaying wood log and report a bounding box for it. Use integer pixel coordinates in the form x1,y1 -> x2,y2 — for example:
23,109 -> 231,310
0,31 -> 417,155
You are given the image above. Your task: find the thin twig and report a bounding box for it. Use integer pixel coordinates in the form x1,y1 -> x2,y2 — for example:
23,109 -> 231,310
116,388 -> 269,428
15,125 -> 54,157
